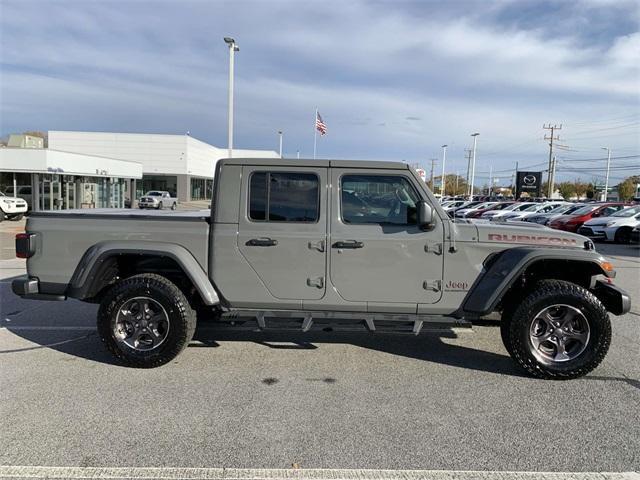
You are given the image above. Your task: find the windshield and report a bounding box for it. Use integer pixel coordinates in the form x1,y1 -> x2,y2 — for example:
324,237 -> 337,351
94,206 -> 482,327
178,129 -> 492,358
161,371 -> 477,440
612,205 -> 640,217
571,205 -> 599,215
547,204 -> 572,214
523,204 -> 542,212
148,191 -> 163,196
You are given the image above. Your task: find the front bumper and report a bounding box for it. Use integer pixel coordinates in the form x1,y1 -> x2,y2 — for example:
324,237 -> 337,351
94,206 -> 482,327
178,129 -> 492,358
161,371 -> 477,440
578,226 -> 606,240
593,280 -> 631,316
1,202 -> 28,215
138,201 -> 159,208
12,276 -> 66,301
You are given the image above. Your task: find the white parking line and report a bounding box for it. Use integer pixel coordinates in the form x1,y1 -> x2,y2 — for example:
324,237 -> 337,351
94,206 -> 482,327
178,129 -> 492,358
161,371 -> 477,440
0,466 -> 637,480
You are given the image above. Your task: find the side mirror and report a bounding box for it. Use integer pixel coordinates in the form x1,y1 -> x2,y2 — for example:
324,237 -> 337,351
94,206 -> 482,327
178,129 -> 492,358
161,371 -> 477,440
417,201 -> 435,230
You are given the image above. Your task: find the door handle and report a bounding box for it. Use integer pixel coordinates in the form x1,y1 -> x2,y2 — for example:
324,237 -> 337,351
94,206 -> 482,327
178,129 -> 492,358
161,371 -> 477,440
246,237 -> 278,247
332,240 -> 364,249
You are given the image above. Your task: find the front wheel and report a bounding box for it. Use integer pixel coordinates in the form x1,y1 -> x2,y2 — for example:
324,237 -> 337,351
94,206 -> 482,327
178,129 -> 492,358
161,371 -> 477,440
10,213 -> 24,221
171,202 -> 177,210
97,273 -> 196,368
157,201 -> 163,210
503,279 -> 611,379
614,227 -> 632,244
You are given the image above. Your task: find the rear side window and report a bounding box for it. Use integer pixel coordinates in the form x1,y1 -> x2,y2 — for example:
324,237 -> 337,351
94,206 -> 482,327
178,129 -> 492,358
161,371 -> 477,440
341,175 -> 419,225
249,172 -> 319,222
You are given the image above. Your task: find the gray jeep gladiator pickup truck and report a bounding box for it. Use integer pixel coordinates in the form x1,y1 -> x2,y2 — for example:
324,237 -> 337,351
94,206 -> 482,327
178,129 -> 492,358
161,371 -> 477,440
13,158 -> 631,379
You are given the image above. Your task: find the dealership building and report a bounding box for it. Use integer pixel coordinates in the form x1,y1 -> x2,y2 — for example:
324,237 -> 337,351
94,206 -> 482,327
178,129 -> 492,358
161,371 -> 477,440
0,131 -> 278,210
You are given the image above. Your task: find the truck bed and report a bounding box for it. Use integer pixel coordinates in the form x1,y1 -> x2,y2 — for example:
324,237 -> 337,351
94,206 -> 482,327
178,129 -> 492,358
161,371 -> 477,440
25,209 -> 210,287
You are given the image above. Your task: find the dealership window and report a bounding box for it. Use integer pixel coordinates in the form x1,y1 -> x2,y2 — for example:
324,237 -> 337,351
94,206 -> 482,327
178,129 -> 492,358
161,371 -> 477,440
249,172 -> 319,222
341,175 -> 419,225
190,177 -> 213,201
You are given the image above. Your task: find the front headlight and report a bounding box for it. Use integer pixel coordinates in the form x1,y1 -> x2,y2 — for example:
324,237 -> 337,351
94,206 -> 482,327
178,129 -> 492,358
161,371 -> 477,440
2,199 -> 16,204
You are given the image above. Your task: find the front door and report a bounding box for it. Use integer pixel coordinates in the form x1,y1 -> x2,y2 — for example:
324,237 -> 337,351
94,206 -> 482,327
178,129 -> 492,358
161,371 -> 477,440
329,169 -> 444,311
237,166 -> 328,301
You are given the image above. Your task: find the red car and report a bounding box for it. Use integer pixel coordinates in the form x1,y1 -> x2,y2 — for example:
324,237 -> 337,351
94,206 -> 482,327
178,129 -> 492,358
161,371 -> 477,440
466,201 -> 515,218
549,203 -> 628,232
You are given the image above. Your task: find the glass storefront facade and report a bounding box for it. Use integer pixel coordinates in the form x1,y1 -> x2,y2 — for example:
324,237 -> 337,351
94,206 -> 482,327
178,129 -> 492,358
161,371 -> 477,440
0,171 -> 128,210
190,177 -> 214,201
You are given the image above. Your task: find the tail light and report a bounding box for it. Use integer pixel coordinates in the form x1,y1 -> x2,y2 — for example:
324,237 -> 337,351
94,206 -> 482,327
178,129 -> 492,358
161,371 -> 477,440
15,233 -> 36,259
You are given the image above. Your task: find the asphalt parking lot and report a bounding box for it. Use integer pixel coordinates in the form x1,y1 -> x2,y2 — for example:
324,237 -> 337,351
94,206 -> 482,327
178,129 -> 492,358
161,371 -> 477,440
0,219 -> 639,475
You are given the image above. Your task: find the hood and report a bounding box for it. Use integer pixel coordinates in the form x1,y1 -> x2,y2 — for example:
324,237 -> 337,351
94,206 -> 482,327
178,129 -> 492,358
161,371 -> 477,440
476,221 -> 587,249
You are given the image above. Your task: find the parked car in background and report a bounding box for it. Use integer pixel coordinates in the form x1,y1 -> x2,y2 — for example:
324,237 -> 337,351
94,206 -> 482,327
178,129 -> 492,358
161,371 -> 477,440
4,185 -> 33,210
483,202 -> 536,220
549,203 -> 628,233
449,200 -> 484,218
466,201 -> 514,219
0,191 -> 28,221
578,205 -> 640,243
138,191 -> 178,210
455,201 -> 500,218
503,202 -> 570,222
442,200 -> 470,216
526,203 -> 585,226
630,224 -> 640,244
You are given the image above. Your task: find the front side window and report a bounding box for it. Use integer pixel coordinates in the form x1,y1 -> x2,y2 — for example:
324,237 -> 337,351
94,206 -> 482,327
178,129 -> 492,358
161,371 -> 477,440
249,172 -> 319,222
341,175 -> 419,225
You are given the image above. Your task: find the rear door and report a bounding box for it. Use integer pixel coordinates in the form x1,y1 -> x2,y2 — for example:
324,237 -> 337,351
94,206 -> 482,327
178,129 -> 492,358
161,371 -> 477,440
237,166 -> 328,300
329,169 -> 444,311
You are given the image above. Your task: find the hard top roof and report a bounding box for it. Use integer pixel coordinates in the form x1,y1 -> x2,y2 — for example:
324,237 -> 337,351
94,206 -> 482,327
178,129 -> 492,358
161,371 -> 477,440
219,158 -> 410,170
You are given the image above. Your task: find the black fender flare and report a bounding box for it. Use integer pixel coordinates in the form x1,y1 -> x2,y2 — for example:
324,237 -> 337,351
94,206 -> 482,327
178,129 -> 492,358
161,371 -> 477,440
67,241 -> 220,305
462,247 -> 614,315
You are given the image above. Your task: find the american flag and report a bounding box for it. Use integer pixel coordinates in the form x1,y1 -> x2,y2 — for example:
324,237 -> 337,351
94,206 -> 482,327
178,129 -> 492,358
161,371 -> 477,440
315,112 -> 327,136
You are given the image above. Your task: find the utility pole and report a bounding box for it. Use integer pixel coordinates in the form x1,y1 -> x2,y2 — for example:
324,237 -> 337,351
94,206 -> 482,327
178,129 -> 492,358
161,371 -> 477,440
549,156 -> 557,199
224,37 -> 239,158
602,147 -> 611,201
512,161 -> 519,197
430,158 -> 437,192
470,133 -> 480,198
543,123 -> 561,197
440,145 -> 448,197
278,130 -> 283,158
464,149 -> 473,196
296,150 -> 300,159
488,165 -> 493,196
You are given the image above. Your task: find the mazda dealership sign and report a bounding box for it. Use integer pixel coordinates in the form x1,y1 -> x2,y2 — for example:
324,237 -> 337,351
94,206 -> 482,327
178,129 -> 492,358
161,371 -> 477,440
516,171 -> 542,198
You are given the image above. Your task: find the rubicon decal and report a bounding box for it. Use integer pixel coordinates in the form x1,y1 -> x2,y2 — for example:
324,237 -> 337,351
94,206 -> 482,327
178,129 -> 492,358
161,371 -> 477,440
488,233 -> 577,246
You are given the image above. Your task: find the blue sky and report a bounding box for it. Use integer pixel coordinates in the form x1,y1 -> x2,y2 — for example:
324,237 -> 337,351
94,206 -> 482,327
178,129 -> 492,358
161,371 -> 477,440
1,0 -> 638,185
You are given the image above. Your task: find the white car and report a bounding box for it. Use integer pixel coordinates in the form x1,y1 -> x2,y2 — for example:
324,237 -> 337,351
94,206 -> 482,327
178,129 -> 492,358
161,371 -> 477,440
503,202 -> 570,222
0,191 -> 28,221
138,191 -> 178,210
483,202 -> 537,220
578,205 -> 640,243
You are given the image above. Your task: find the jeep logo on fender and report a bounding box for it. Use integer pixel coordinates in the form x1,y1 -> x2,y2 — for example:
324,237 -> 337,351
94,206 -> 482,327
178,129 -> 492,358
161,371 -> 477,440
488,233 -> 577,246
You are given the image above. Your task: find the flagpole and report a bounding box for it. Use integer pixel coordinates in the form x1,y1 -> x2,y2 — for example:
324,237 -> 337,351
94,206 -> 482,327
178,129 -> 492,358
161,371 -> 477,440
313,107 -> 318,159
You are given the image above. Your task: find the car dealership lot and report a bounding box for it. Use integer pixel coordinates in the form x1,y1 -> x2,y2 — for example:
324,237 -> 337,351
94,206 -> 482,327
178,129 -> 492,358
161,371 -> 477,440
0,218 -> 639,473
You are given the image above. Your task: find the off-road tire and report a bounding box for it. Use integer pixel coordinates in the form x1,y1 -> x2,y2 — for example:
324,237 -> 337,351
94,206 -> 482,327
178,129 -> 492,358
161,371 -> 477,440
500,302 -> 518,357
506,279 -> 611,379
97,273 -> 196,368
614,227 -> 632,244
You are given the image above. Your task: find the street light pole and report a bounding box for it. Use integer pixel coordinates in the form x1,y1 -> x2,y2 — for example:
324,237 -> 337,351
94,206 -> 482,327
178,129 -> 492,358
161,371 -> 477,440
469,133 -> 479,198
224,37 -> 239,158
278,131 -> 283,158
440,144 -> 447,197
602,147 -> 611,201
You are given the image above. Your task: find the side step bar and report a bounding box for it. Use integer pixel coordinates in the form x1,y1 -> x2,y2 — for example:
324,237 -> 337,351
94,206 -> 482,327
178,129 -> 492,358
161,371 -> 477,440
218,310 -> 471,335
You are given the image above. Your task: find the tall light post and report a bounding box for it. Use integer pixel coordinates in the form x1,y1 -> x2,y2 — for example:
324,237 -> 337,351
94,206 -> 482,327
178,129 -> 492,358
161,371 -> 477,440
440,144 -> 447,197
602,147 -> 611,201
278,131 -> 283,158
469,133 -> 479,197
224,37 -> 239,158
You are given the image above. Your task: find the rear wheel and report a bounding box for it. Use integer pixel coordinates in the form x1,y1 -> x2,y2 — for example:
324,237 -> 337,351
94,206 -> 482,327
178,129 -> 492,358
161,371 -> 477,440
97,273 -> 196,368
504,279 -> 611,379
171,202 -> 177,210
614,227 -> 632,244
